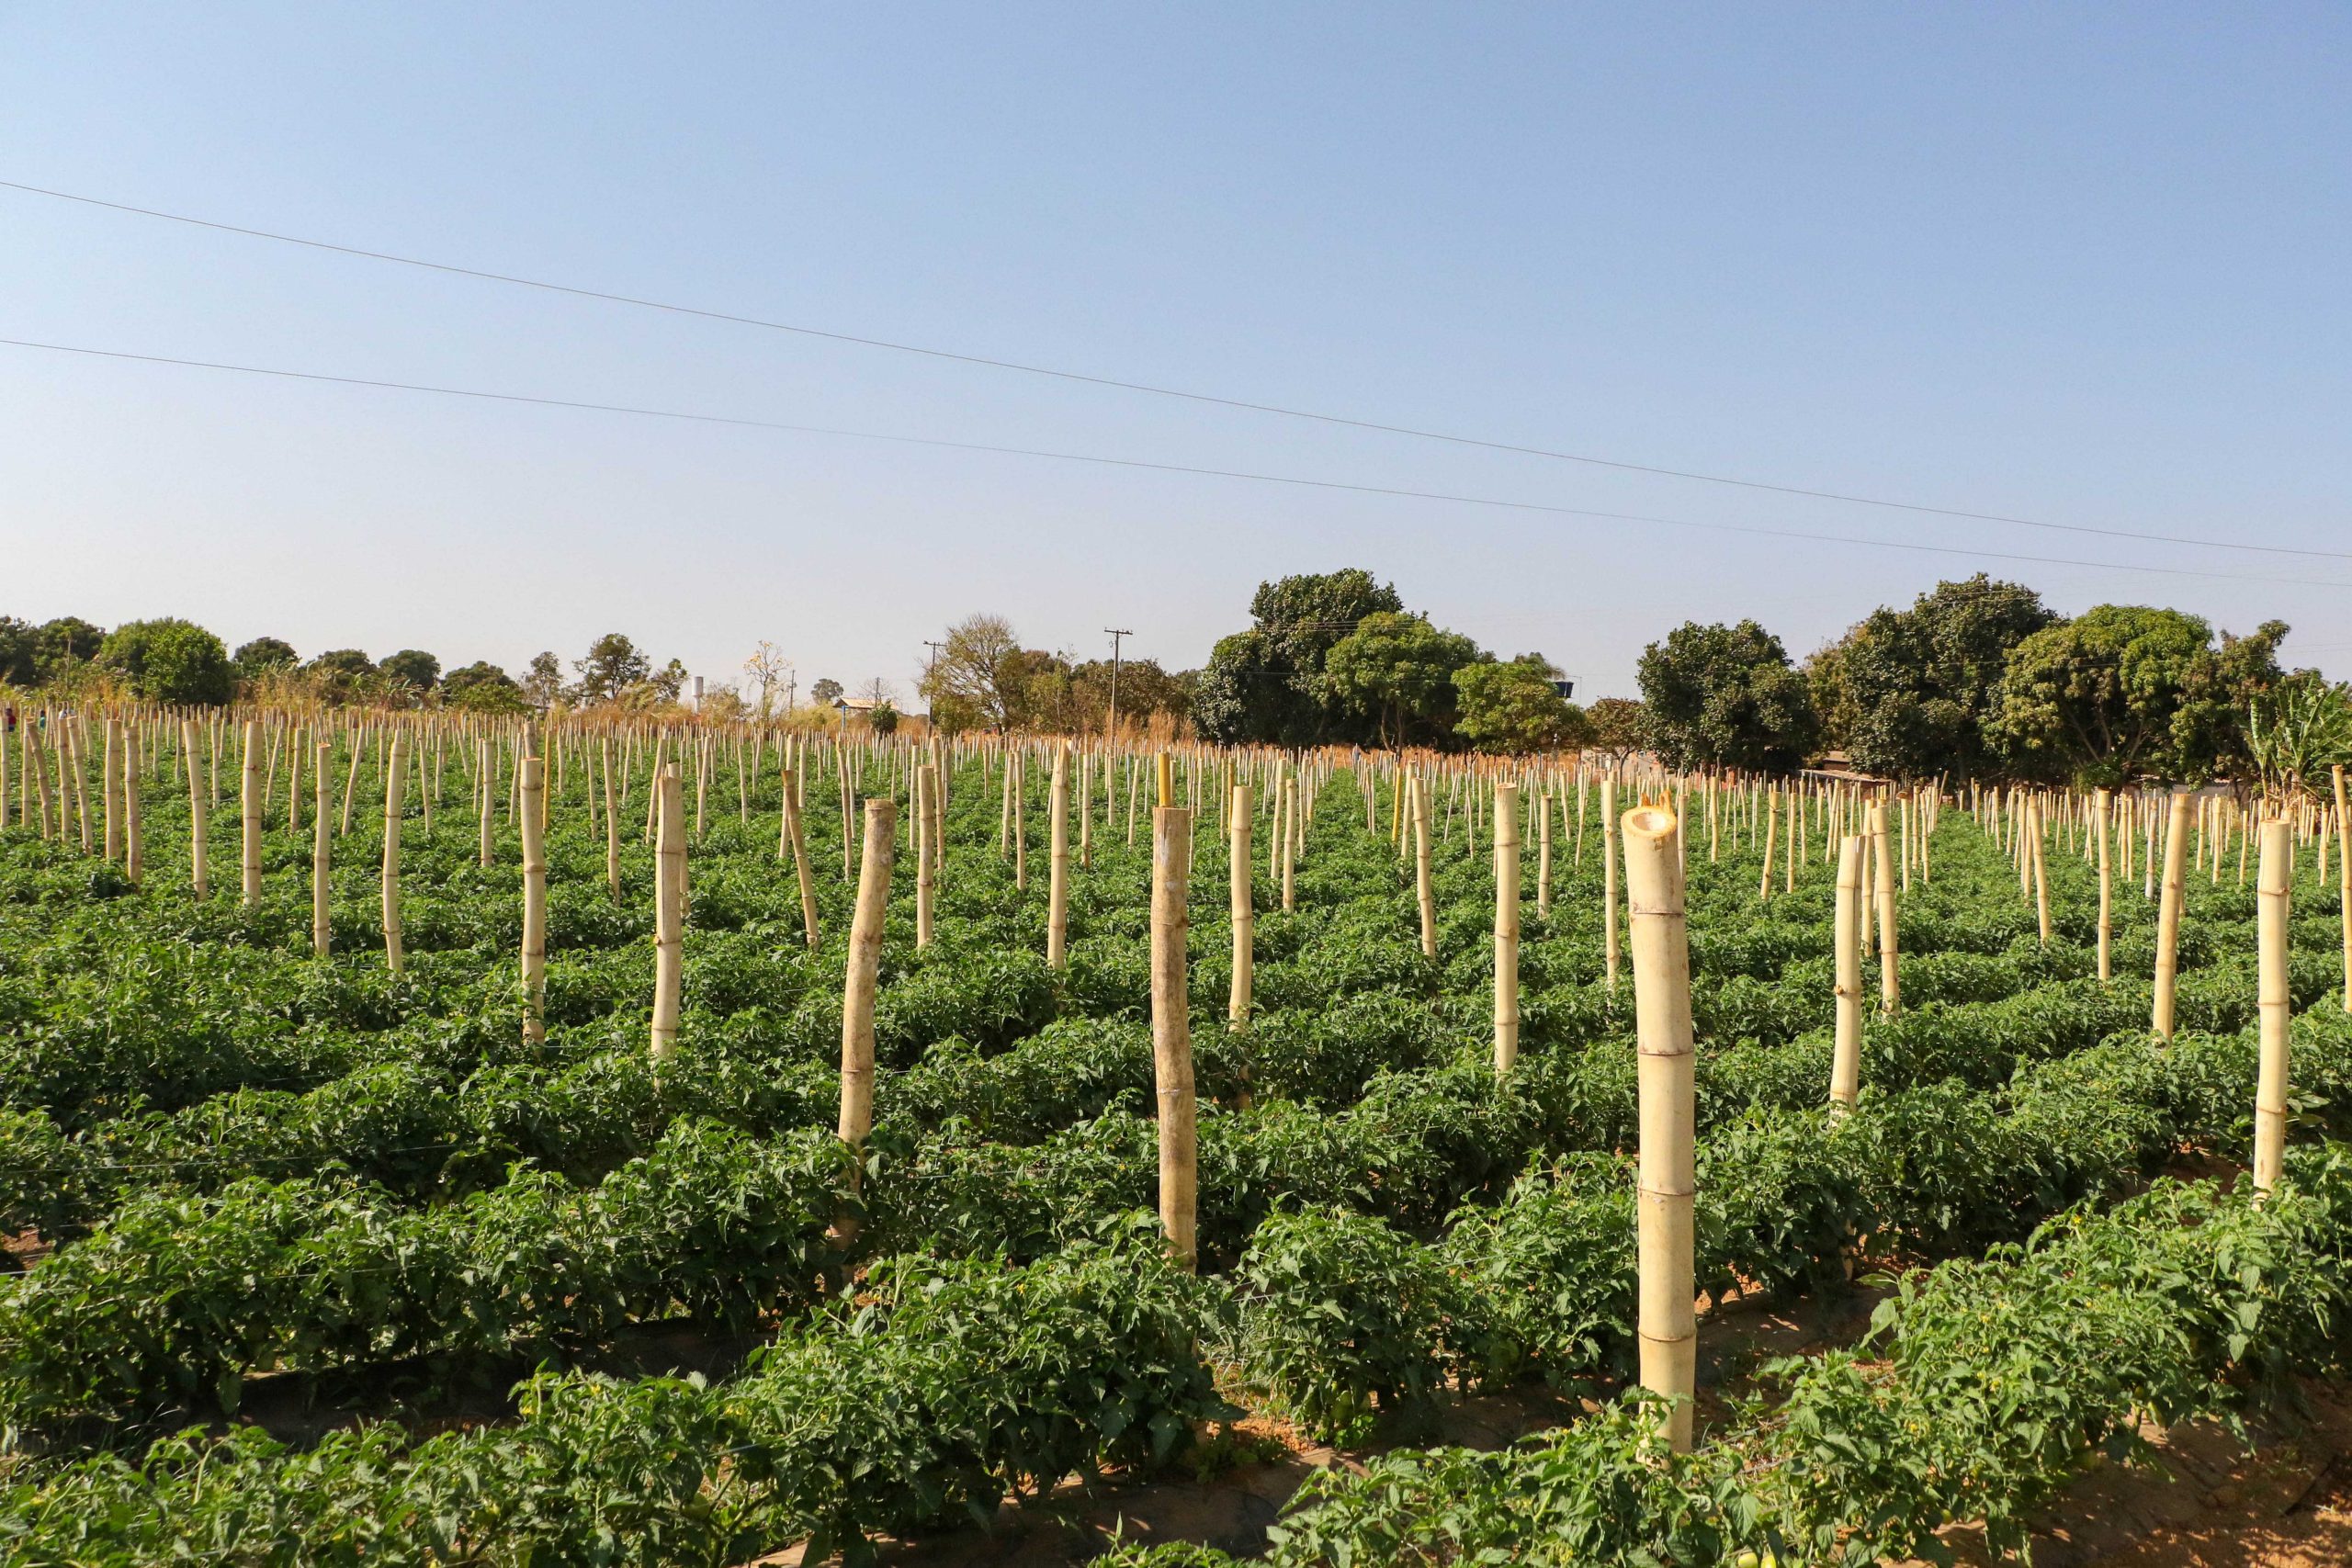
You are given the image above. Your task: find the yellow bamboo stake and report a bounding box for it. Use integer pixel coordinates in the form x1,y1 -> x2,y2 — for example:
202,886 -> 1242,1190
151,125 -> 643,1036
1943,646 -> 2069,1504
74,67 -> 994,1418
381,733 -> 407,974
2154,792 -> 2191,1040
650,765 -> 685,1058
837,797 -> 896,1237
1830,833 -> 1863,1111
240,719 -> 263,907
520,754 -> 548,1045
1151,802 -> 1197,1271
311,738 -> 331,955
1623,803 -> 1695,1453
2254,817 -> 2292,1194
1494,781 -> 1521,1075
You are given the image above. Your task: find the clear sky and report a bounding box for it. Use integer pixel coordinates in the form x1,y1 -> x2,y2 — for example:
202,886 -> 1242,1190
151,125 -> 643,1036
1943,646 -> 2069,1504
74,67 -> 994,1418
4,3 -> 2347,702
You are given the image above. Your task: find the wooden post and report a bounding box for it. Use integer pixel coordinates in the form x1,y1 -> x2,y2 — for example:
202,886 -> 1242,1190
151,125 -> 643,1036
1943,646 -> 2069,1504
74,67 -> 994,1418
1228,783 -> 1253,1036
1046,745 -> 1070,968
1830,833 -> 1863,1110
1536,786 -> 1554,917
311,738 -> 331,954
1871,801 -> 1898,1015
1411,773 -> 1437,959
1601,773 -> 1621,987
650,765 -> 684,1058
520,755 -> 548,1045
102,717 -> 123,863
781,764 -> 820,950
2154,792 -> 2191,1040
1758,786 -> 1778,902
1623,803 -> 1695,1453
838,796 -> 897,1233
1152,803 -> 1198,1270
182,717 -> 207,895
1494,782 -> 1521,1075
2335,766 -> 2351,1013
2094,787 -> 2112,983
240,719 -> 263,906
2254,817 -> 2292,1193
603,738 -> 622,904
381,733 -> 406,973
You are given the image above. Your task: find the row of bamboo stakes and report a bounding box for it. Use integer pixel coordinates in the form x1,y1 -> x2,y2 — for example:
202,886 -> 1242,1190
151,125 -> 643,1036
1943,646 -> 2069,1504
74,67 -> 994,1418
6,698 -> 2351,1449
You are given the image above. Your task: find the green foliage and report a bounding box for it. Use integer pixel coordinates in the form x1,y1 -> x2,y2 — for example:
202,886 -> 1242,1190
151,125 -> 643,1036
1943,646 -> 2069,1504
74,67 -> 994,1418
1830,573 -> 2056,782
378,649 -> 442,693
96,618 -> 235,705
571,632 -> 650,705
1989,604 -> 2287,784
1322,613 -> 1485,749
443,660 -> 527,714
2245,672 -> 2352,799
232,635 -> 299,672
1452,656 -> 1583,753
1636,619 -> 1818,773
1193,569 -> 1404,745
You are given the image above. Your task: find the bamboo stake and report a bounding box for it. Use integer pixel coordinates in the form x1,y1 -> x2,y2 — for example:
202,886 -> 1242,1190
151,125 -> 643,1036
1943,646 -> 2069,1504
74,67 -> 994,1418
2154,792 -> 2191,1040
1229,783 -> 1253,1041
102,718 -> 122,863
837,797 -> 896,1236
650,766 -> 685,1058
1871,801 -> 1898,1015
2335,766 -> 2351,1012
1151,803 -> 1197,1271
1536,787 -> 1553,917
2254,816 -> 2292,1194
916,764 -> 937,949
182,717 -> 206,896
311,738 -> 331,955
240,719 -> 263,906
2093,787 -> 2112,984
122,723 -> 141,883
520,755 -> 548,1045
1601,773 -> 1621,987
781,764 -> 819,950
1758,786 -> 1777,902
1494,782 -> 1521,1075
1623,803 -> 1695,1453
1411,773 -> 1436,959
382,734 -> 406,974
1830,833 -> 1863,1110
1046,745 -> 1070,968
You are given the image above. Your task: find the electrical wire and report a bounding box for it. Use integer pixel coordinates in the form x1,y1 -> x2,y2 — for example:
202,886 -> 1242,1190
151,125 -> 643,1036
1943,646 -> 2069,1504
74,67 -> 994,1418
5,177 -> 2344,563
6,335 -> 2348,593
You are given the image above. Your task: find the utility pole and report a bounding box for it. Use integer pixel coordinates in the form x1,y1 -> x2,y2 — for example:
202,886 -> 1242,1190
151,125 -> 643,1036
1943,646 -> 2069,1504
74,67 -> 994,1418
1103,628 -> 1133,740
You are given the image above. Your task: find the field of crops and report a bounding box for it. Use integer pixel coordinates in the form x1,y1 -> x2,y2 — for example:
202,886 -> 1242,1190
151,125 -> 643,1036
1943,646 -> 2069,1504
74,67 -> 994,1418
1,716 -> 2348,1565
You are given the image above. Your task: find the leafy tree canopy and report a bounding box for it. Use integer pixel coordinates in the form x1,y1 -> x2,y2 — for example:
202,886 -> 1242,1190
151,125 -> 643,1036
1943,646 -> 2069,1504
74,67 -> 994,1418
1988,605 -> 2287,785
36,617 -> 105,681
572,634 -> 650,705
97,618 -> 235,705
1195,569 -> 1404,745
379,649 -> 442,693
1453,656 -> 1585,753
1636,619 -> 1819,774
445,660 -> 528,715
1835,574 -> 2056,783
1584,696 -> 1648,761
1322,612 -> 1485,750
233,637 -> 299,672
808,677 -> 844,705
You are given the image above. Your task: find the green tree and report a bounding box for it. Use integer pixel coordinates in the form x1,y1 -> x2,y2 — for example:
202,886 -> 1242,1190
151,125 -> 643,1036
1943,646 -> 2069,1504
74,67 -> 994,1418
1583,697 -> 1647,763
379,649 -> 442,694
1988,606 -> 2286,785
306,649 -> 379,702
444,660 -> 528,715
572,634 -> 650,705
0,617 -> 39,685
2245,675 -> 2352,800
522,652 -> 564,710
1194,569 -> 1405,745
35,616 -> 105,682
233,637 -> 299,674
97,618 -> 235,705
918,615 -> 1030,728
1830,575 -> 2055,782
1322,612 -> 1485,749
869,699 -> 901,736
1453,656 -> 1585,753
809,677 -> 844,706
1636,619 -> 1819,773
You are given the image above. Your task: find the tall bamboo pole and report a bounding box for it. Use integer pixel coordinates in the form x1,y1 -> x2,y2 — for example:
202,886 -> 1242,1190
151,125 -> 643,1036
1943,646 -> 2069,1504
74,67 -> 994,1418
1411,773 -> 1436,959
602,739 -> 621,904
1046,745 -> 1070,968
240,719 -> 263,906
2254,816 -> 2292,1194
1623,803 -> 1695,1453
311,738 -> 331,955
1536,787 -> 1554,917
837,797 -> 896,1235
1601,773 -> 1621,987
1494,781 -> 1521,1075
1830,833 -> 1863,1110
650,765 -> 685,1058
2154,792 -> 2191,1040
520,755 -> 548,1045
182,717 -> 207,896
1758,786 -> 1778,902
122,723 -> 141,883
1228,783 -> 1253,1039
381,733 -> 406,974
2094,787 -> 2112,984
781,764 -> 819,950
1871,801 -> 1898,1015
1151,803 -> 1198,1271
2335,766 -> 2351,1012
102,718 -> 123,863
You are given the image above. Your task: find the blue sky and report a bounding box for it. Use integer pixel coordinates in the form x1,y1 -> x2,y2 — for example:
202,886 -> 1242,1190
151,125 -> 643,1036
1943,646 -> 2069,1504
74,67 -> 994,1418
4,4 -> 2346,701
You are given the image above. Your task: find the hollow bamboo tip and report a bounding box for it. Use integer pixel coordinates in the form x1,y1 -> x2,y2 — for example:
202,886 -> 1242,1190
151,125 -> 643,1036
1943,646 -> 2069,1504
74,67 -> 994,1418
1622,805 -> 1677,845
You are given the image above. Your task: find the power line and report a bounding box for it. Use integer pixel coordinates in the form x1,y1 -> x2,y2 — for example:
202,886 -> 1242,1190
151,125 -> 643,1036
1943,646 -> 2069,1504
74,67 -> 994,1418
5,175 -> 2344,565
7,333 -> 2348,594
